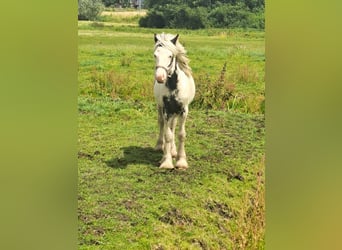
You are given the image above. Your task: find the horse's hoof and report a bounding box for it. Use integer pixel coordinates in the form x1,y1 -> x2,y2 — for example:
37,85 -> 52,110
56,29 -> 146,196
159,160 -> 174,169
175,159 -> 188,170
158,157 -> 165,164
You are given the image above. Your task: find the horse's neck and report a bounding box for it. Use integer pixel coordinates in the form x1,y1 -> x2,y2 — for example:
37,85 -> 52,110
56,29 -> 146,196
175,59 -> 190,77
175,63 -> 192,79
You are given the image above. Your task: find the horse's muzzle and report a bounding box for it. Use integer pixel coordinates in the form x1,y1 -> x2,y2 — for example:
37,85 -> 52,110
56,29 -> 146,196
155,76 -> 166,84
155,66 -> 168,84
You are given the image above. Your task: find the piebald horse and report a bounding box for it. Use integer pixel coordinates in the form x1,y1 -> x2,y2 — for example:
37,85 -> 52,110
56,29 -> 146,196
153,33 -> 195,170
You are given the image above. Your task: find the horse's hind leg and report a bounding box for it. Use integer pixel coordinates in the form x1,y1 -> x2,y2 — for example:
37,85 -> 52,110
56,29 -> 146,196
155,106 -> 164,151
175,108 -> 189,170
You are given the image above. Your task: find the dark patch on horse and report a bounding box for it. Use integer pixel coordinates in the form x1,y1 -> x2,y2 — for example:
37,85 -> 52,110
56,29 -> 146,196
162,93 -> 185,119
166,70 -> 178,90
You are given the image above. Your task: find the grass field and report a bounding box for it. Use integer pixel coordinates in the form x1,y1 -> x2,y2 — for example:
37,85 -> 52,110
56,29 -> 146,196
78,11 -> 265,249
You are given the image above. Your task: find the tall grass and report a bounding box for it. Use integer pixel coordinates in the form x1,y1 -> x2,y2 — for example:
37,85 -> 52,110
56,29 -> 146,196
193,62 -> 234,110
230,156 -> 265,249
84,68 -> 152,102
193,62 -> 265,113
82,63 -> 264,114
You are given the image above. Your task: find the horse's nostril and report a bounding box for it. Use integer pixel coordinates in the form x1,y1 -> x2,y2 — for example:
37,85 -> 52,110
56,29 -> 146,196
156,79 -> 165,84
155,75 -> 165,83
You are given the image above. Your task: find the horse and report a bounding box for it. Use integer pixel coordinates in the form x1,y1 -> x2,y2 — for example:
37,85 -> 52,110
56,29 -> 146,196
153,33 -> 196,170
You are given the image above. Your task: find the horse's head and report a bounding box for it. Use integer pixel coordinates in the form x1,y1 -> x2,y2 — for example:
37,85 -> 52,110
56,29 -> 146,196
154,33 -> 179,84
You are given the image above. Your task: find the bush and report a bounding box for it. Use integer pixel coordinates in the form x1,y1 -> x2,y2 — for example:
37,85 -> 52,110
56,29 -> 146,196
249,10 -> 265,29
139,3 -> 264,29
209,3 -> 251,28
139,10 -> 166,28
140,5 -> 208,29
169,6 -> 208,29
78,0 -> 105,21
102,0 -> 116,7
208,3 -> 265,29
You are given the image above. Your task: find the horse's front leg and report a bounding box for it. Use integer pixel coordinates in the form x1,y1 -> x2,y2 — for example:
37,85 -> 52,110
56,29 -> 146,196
155,106 -> 164,151
170,117 -> 178,158
175,109 -> 189,170
159,116 -> 176,169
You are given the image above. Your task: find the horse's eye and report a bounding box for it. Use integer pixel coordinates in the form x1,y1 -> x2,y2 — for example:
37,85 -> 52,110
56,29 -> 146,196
168,55 -> 172,58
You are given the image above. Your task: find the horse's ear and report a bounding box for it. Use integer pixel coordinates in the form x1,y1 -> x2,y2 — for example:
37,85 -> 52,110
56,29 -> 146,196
171,34 -> 179,45
154,34 -> 158,43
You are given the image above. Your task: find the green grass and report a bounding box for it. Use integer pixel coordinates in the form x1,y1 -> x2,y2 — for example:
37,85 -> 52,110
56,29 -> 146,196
78,12 -> 265,249
78,98 -> 265,249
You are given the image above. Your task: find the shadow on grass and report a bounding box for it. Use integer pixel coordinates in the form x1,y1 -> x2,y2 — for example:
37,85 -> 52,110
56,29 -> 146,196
105,146 -> 161,169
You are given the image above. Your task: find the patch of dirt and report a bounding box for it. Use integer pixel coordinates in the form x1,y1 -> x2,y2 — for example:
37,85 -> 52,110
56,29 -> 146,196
78,151 -> 93,160
227,170 -> 245,182
159,208 -> 193,226
78,150 -> 103,160
122,199 -> 142,211
191,238 -> 208,250
205,201 -> 235,219
152,244 -> 165,250
88,239 -> 101,245
78,209 -> 111,227
78,214 -> 94,225
172,191 -> 189,198
85,226 -> 105,237
116,213 -> 130,222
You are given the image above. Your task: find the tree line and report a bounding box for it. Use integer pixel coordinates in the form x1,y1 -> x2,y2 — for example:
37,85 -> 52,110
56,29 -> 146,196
78,0 -> 264,29
140,0 -> 264,29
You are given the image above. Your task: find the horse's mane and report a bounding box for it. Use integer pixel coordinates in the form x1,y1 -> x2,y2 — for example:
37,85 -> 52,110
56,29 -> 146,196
155,33 -> 192,77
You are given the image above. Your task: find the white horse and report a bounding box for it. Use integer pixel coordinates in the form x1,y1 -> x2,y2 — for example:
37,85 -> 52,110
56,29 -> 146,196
153,33 -> 196,170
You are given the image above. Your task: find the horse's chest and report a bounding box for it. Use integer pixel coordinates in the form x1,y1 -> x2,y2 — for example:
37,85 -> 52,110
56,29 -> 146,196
162,90 -> 184,117
154,70 -> 190,118
162,74 -> 185,117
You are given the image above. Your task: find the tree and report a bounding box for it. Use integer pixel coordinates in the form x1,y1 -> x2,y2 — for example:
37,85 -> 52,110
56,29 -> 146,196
139,0 -> 265,29
102,0 -> 117,7
78,0 -> 105,21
